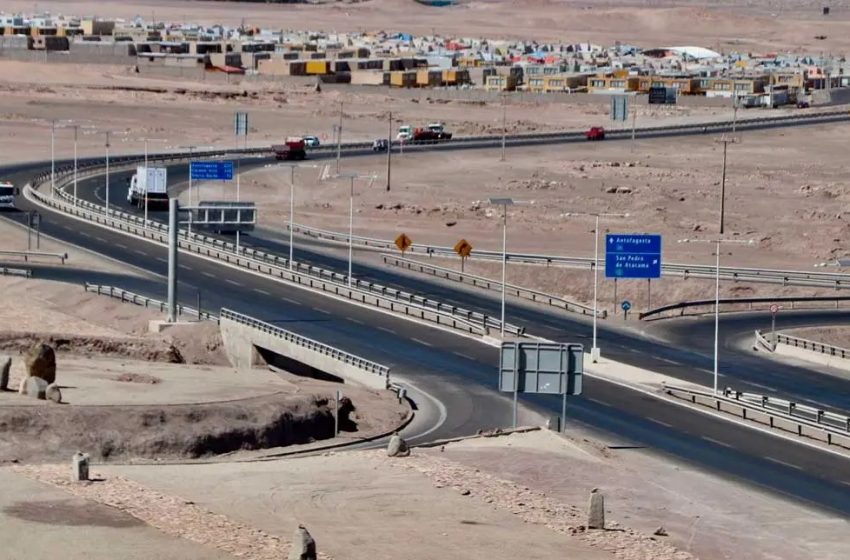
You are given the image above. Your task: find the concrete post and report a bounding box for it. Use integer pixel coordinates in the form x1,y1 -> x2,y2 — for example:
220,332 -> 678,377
167,198 -> 178,322
72,452 -> 89,482
587,488 -> 605,529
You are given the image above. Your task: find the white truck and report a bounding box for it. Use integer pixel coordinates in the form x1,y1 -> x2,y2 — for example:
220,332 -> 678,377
127,166 -> 168,209
0,182 -> 18,210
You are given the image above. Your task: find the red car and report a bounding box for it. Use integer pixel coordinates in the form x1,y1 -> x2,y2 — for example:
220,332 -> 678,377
586,126 -> 606,141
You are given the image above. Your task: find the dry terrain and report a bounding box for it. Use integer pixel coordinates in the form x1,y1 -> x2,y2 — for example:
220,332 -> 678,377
784,325 -> 850,349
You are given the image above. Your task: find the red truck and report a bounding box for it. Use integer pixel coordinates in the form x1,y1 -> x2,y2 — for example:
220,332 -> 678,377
398,123 -> 453,144
586,126 -> 605,141
273,137 -> 307,160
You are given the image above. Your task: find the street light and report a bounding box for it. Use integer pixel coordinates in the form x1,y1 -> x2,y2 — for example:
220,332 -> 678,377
488,197 -> 532,337
267,162 -> 319,270
321,167 -> 377,286
678,237 -> 754,394
104,131 -> 111,215
563,211 -> 629,362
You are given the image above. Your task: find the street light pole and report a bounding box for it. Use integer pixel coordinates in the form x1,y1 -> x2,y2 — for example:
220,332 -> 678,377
144,138 -> 149,225
73,125 -> 78,206
386,111 -> 392,192
715,135 -> 739,235
592,214 -> 600,359
336,102 -> 343,174
105,131 -> 110,215
500,204 -> 507,336
50,120 -> 55,200
500,95 -> 507,162
289,164 -> 296,269
348,175 -> 355,287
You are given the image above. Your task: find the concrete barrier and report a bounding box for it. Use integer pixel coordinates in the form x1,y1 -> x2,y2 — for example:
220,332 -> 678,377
774,340 -> 850,372
219,309 -> 390,390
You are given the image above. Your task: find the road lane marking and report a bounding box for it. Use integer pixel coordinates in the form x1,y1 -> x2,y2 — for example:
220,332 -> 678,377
747,381 -> 774,391
763,456 -> 803,471
412,337 -> 433,347
701,436 -> 733,449
79,232 -> 91,238
253,288 -> 271,296
377,326 -> 396,335
202,271 -> 215,278
94,236 -> 107,243
346,317 -> 364,325
155,257 -> 167,263
452,351 -> 476,360
586,397 -> 612,407
658,357 -> 680,365
224,279 -> 242,287
313,307 -> 331,315
281,297 -> 302,306
647,417 -> 673,428
115,243 -> 127,249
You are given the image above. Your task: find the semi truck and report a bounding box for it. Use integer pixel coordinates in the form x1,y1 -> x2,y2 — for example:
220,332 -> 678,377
273,137 -> 307,160
0,182 -> 18,210
397,123 -> 452,144
127,166 -> 168,209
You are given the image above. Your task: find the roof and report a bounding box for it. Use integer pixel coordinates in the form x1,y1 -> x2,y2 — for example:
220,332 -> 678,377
644,46 -> 722,60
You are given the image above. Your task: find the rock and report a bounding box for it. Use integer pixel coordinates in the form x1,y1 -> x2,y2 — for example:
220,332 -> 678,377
25,343 -> 56,384
18,377 -> 27,394
288,524 -> 317,560
387,433 -> 410,457
23,376 -> 48,400
654,526 -> 668,536
604,186 -> 618,194
0,355 -> 10,390
45,383 -> 62,404
615,186 -> 633,194
587,488 -> 605,529
72,452 -> 89,482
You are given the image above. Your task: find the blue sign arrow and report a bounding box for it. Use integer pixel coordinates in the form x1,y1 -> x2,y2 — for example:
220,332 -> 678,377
190,161 -> 234,181
621,300 -> 632,312
605,234 -> 662,279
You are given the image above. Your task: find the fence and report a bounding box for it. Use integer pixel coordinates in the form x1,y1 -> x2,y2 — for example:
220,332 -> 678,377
640,296 -> 850,320
84,283 -> 218,321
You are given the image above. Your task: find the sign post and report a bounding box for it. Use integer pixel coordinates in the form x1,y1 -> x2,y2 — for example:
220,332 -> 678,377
499,342 -> 583,431
454,238 -> 473,272
770,303 -> 781,348
395,233 -> 412,255
621,300 -> 632,320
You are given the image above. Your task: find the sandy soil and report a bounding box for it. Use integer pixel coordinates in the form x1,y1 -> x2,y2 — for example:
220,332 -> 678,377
10,428 -> 837,560
4,0 -> 850,53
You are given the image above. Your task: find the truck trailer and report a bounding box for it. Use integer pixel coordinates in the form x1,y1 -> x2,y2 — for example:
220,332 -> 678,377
273,138 -> 307,161
0,182 -> 18,210
127,166 -> 168,209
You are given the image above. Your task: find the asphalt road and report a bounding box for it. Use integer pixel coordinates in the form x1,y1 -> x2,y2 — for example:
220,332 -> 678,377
6,138 -> 850,515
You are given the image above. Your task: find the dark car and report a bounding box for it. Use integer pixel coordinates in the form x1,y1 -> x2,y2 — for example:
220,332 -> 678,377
796,100 -> 811,109
372,139 -> 389,152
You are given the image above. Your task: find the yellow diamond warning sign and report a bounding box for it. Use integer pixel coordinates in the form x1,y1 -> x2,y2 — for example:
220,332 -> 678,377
395,233 -> 413,253
454,238 -> 473,258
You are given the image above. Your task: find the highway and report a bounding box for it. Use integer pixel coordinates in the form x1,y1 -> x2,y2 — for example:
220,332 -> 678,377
6,117 -> 850,514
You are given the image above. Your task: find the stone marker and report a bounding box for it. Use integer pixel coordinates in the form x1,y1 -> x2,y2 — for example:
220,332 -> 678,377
45,383 -> 62,404
23,376 -> 48,400
17,377 -> 27,394
0,355 -> 10,390
72,452 -> 90,482
288,524 -> 316,560
587,488 -> 605,530
25,343 -> 56,384
387,433 -> 410,457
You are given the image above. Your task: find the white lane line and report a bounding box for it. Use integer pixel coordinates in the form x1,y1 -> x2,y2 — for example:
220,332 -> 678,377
647,417 -> 673,428
155,257 -> 167,263
377,326 -> 396,335
94,236 -> 107,243
412,337 -> 433,347
586,397 -> 612,407
763,456 -> 803,471
658,357 -> 680,365
133,249 -> 147,256
79,232 -> 91,238
178,264 -> 192,270
839,480 -> 850,488
452,351 -> 476,360
253,288 -> 271,296
281,297 -> 302,306
201,271 -> 215,278
701,436 -> 733,449
313,307 -> 331,315
346,317 -> 364,325
748,382 -> 774,391
115,243 -> 127,249
225,279 -> 242,287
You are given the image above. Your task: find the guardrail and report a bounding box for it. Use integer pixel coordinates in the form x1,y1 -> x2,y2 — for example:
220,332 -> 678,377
640,295 -> 850,320
289,223 -> 850,291
758,330 -> 850,359
665,384 -> 850,451
27,177 -> 497,338
381,253 -> 602,318
84,283 -> 218,321
0,250 -> 68,264
221,308 -> 390,380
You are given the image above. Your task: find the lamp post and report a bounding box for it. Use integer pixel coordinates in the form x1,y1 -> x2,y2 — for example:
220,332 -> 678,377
72,124 -> 79,206
488,197 -> 531,337
563,212 -> 629,362
322,170 -> 377,287
500,94 -> 507,162
50,119 -> 55,200
714,135 -> 739,234
679,237 -> 754,394
271,162 -> 318,270
336,101 -> 343,174
105,131 -> 110,215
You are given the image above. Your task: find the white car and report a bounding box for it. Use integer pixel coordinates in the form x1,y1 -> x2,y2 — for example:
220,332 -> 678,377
303,135 -> 321,148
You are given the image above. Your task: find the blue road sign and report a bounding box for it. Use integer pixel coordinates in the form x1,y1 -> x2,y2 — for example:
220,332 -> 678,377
605,234 -> 662,279
190,161 -> 234,181
621,300 -> 632,312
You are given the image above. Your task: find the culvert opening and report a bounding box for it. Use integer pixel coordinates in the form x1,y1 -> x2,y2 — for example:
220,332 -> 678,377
254,345 -> 345,384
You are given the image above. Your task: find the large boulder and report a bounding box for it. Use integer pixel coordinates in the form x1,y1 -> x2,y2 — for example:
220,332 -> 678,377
23,376 -> 48,400
288,524 -> 316,560
25,343 -> 56,384
0,355 -> 10,390
587,488 -> 605,530
45,383 -> 62,404
387,433 -> 410,457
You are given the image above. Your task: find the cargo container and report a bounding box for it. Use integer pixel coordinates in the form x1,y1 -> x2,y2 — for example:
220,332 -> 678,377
305,60 -> 329,75
127,166 -> 168,208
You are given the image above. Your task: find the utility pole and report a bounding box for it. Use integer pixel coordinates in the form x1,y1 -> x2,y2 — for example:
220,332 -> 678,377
105,131 -> 110,215
336,101 -> 343,173
167,198 -> 179,323
715,135 -> 739,235
72,125 -> 78,206
500,94 -> 507,162
50,119 -> 55,200
630,96 -> 637,152
386,111 -> 392,192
